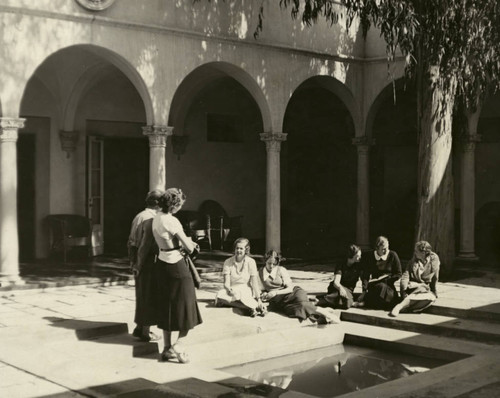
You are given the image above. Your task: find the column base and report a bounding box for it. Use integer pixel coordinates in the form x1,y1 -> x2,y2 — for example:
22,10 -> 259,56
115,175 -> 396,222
457,252 -> 479,261
455,253 -> 480,267
0,274 -> 25,288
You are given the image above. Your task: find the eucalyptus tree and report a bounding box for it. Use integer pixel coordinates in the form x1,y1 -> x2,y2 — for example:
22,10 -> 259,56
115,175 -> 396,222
197,0 -> 500,270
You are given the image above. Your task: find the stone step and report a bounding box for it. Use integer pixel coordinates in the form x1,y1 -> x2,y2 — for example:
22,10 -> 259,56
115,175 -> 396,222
77,376 -> 316,398
0,319 -> 131,346
340,321 -> 493,359
189,322 -> 344,369
340,308 -> 500,344
427,303 -> 500,323
113,376 -> 314,398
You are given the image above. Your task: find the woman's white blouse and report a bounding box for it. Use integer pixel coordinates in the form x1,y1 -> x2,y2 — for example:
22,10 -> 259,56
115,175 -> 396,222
152,213 -> 184,263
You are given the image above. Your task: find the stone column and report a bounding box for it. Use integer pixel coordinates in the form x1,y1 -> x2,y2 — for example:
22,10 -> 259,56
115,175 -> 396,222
352,137 -> 374,249
458,133 -> 481,261
260,132 -> 287,252
142,125 -> 173,191
0,117 -> 25,286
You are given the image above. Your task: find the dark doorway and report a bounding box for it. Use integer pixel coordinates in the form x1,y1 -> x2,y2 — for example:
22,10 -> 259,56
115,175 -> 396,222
103,137 -> 149,255
370,86 -> 418,258
282,86 -> 356,259
17,133 -> 36,261
475,202 -> 500,267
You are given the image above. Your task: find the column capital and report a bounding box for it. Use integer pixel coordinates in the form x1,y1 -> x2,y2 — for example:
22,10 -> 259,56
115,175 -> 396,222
461,134 -> 481,152
352,136 -> 375,154
0,117 -> 25,142
260,132 -> 287,152
142,125 -> 174,148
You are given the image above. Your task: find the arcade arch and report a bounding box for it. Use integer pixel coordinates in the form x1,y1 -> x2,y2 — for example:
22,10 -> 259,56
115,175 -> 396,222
167,62 -> 268,250
282,76 -> 356,258
18,44 -> 151,259
366,80 -> 418,257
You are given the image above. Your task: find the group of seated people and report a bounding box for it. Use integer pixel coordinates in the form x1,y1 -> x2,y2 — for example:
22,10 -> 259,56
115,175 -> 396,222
215,237 -> 322,321
215,235 -> 440,320
316,236 -> 440,317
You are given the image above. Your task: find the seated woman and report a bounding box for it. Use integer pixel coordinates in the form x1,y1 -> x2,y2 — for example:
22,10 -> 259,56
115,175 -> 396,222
316,244 -> 363,309
390,241 -> 440,317
259,250 -> 318,322
359,236 -> 402,310
215,238 -> 265,317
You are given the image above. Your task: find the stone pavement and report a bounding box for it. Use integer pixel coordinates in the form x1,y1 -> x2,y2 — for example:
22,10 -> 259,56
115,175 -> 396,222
0,259 -> 499,398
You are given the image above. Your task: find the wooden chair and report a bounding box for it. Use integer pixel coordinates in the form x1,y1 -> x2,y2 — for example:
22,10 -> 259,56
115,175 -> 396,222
176,210 -> 210,250
198,200 -> 242,251
46,214 -> 92,263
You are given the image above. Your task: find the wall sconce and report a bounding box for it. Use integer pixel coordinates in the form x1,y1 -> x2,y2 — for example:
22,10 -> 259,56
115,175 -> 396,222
59,130 -> 79,158
172,135 -> 189,160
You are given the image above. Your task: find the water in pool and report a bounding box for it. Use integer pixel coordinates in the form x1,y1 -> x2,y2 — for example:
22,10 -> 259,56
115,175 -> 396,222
222,345 -> 449,397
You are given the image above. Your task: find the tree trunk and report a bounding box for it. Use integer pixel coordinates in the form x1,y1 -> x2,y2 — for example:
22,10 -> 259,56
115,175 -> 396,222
415,66 -> 456,275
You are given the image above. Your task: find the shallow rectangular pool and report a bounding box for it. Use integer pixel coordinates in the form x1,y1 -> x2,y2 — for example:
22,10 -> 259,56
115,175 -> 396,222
221,345 -> 451,397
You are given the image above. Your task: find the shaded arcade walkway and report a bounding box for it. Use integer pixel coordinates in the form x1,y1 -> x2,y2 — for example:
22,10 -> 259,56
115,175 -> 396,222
3,249 -> 499,293
1,251 -> 234,291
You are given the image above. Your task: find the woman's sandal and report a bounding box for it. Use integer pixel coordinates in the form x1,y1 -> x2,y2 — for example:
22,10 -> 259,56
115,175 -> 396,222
160,347 -> 177,362
171,343 -> 190,364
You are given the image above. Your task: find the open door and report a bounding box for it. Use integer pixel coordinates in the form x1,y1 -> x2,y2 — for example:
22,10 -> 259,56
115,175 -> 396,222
87,136 -> 104,256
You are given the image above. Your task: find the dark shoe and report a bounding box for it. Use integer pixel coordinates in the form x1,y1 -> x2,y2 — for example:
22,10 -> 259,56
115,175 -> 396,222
134,330 -> 160,342
258,308 -> 268,317
132,327 -> 142,339
249,309 -> 258,318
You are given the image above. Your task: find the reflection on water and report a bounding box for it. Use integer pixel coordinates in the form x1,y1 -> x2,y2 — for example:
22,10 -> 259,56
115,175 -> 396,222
224,345 -> 448,397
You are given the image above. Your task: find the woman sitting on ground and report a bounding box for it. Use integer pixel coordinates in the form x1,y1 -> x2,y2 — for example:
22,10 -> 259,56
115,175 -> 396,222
316,244 -> 363,310
390,241 -> 440,317
215,238 -> 266,317
259,250 -> 319,322
359,236 -> 402,310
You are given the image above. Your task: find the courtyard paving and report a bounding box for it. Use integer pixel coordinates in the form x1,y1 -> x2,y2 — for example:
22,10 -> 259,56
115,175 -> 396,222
0,253 -> 499,397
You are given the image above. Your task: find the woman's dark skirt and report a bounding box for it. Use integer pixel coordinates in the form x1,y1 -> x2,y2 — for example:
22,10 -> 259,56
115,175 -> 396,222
364,279 -> 398,310
269,286 -> 317,321
134,254 -> 158,326
317,287 -> 354,310
154,258 -> 203,331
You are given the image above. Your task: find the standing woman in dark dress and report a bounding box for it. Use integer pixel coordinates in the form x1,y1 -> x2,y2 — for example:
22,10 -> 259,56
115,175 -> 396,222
316,244 -> 363,309
152,188 -> 202,363
128,190 -> 163,342
358,236 -> 402,310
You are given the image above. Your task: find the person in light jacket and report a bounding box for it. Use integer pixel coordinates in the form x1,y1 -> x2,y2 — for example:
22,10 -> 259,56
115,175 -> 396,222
390,241 -> 440,317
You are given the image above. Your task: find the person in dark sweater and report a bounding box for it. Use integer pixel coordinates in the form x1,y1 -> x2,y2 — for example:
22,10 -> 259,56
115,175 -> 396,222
358,236 -> 402,310
316,244 -> 363,309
